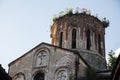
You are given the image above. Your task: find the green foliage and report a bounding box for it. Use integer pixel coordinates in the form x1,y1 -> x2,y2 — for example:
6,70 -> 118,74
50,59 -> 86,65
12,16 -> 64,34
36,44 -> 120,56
87,67 -> 96,80
70,74 -> 75,80
52,8 -> 73,22
66,8 -> 73,16
52,7 -> 109,26
50,33 -> 52,38
52,15 -> 57,22
108,50 -> 117,70
102,17 -> 110,28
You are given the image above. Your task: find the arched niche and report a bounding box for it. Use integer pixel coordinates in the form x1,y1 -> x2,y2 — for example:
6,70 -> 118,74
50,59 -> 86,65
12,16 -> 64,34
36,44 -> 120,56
35,50 -> 48,67
55,67 -> 70,80
13,73 -> 25,80
33,48 -> 50,68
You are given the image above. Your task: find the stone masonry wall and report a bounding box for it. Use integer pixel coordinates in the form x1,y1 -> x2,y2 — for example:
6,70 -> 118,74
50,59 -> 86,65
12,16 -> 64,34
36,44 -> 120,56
9,43 -> 88,80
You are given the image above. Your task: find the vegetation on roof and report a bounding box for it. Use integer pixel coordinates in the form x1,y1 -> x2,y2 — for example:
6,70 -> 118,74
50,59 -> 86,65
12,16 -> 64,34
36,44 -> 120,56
52,7 -> 109,28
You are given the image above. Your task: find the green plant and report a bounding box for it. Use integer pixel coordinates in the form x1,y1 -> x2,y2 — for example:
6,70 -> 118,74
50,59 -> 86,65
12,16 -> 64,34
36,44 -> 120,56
87,67 -> 96,80
52,16 -> 57,22
81,8 -> 87,14
108,50 -> 117,70
52,7 -> 110,28
70,73 -> 75,80
50,33 -> 52,38
66,8 -> 73,16
102,17 -> 110,28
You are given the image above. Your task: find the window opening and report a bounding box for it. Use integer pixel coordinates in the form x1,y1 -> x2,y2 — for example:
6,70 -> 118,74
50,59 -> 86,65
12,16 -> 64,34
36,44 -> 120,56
86,30 -> 91,50
72,29 -> 76,48
59,32 -> 63,47
34,72 -> 44,80
98,35 -> 102,54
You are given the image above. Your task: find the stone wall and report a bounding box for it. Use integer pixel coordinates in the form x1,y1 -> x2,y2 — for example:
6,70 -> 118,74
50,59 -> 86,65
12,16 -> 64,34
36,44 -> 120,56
51,14 -> 106,57
9,43 -> 88,80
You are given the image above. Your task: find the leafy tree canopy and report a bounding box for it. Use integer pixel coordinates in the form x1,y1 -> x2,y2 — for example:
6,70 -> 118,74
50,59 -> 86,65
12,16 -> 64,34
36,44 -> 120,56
108,50 -> 117,70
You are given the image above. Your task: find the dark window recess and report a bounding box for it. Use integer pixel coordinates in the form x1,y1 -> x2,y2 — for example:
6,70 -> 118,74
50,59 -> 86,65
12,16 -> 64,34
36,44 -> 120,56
59,32 -> 63,47
72,29 -> 76,48
86,30 -> 91,50
34,72 -> 45,80
98,35 -> 102,55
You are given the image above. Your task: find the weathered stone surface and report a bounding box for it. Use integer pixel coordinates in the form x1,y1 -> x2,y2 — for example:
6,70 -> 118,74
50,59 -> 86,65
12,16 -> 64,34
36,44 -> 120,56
9,13 -> 108,80
9,43 -> 88,80
51,14 -> 106,57
78,50 -> 107,70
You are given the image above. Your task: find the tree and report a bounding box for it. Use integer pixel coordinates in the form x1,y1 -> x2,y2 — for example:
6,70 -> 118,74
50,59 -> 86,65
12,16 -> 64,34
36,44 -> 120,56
108,50 -> 117,70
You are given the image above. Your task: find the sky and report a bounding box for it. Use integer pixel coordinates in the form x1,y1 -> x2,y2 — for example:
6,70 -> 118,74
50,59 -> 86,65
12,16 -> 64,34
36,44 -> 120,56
0,0 -> 120,72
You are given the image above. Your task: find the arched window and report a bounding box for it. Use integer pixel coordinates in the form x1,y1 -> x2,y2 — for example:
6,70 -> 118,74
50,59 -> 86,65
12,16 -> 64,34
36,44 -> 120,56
98,35 -> 102,54
86,30 -> 91,50
59,32 -> 63,47
34,72 -> 45,80
72,29 -> 76,48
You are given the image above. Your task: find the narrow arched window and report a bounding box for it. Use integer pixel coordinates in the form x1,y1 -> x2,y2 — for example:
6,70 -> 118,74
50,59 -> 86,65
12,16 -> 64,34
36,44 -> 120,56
34,72 -> 45,80
86,30 -> 91,50
59,32 -> 63,47
72,29 -> 76,48
98,35 -> 102,54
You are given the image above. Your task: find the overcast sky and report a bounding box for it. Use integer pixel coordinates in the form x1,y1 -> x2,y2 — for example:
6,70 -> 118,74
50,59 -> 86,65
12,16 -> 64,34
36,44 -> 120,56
0,0 -> 120,72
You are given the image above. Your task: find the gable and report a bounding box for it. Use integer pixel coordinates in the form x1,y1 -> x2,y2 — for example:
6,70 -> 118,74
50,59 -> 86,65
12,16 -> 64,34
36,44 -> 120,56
9,42 -> 88,67
8,42 -> 89,80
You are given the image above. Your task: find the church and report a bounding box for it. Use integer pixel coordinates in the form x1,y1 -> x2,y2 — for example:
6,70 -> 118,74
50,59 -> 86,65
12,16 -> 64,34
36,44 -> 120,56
8,10 -> 109,80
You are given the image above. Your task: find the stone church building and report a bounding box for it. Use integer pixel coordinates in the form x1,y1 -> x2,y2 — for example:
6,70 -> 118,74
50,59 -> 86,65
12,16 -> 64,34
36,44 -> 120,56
8,12 -> 108,80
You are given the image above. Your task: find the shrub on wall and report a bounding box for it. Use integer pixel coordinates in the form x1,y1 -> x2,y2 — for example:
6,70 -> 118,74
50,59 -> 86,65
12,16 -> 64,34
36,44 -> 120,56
87,67 -> 96,80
